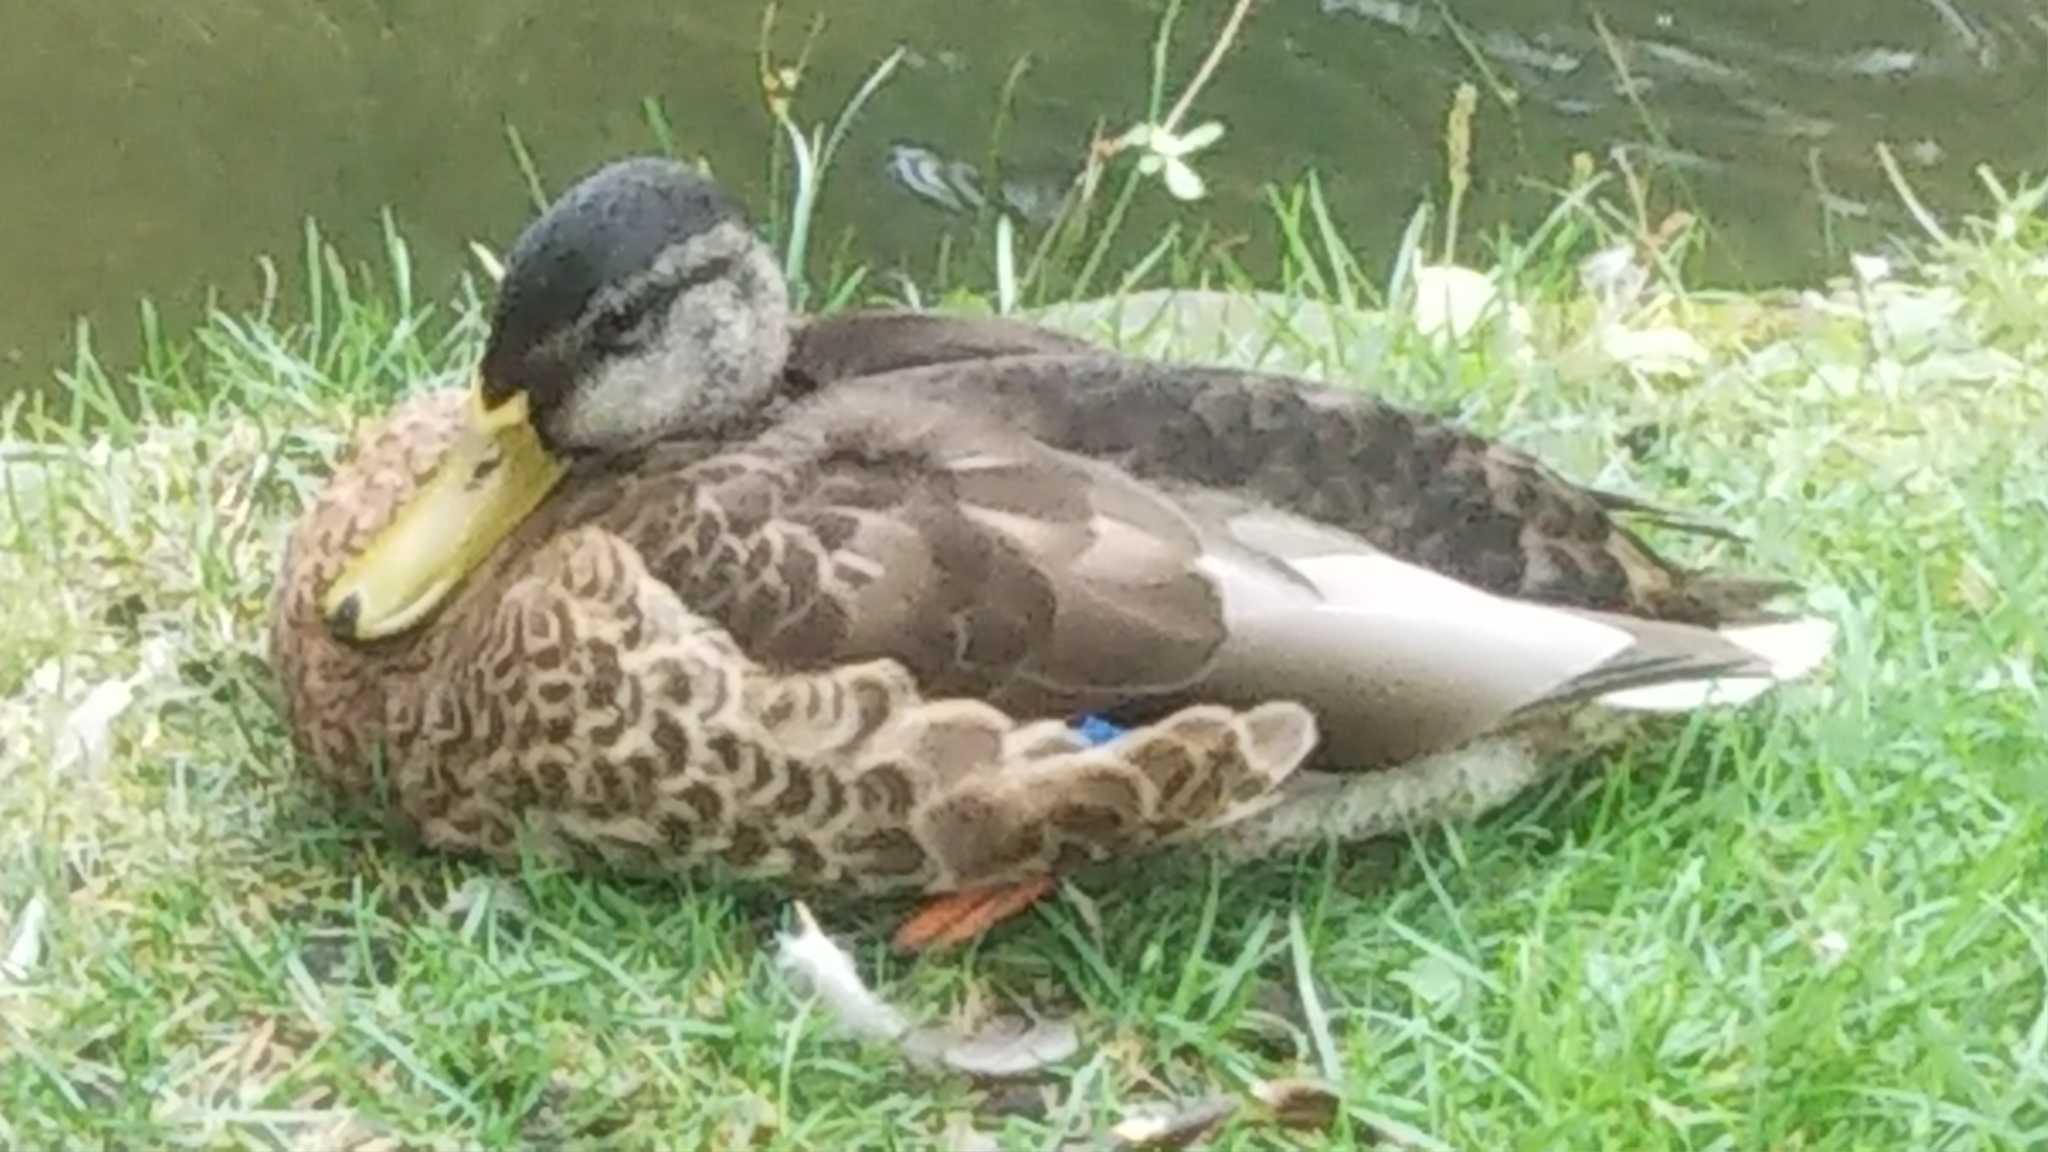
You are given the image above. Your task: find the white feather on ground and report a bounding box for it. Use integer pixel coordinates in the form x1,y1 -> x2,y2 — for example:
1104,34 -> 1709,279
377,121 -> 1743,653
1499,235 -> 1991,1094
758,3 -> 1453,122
777,902 -> 907,1043
2,892 -> 46,984
776,902 -> 1081,1078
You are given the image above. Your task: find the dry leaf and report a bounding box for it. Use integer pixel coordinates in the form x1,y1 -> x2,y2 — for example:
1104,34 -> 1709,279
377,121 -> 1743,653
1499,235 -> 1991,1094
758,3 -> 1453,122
1252,1077 -> 1342,1131
1094,1078 -> 1341,1150
1109,1096 -> 1240,1149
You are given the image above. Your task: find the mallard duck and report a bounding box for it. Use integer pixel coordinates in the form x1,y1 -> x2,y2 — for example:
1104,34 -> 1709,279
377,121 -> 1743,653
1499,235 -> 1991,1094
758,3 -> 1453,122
271,157 -> 1830,949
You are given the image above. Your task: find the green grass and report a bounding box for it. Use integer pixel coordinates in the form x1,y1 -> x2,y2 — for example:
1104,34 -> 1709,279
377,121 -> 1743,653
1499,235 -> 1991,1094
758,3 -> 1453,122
3,118 -> 2048,1151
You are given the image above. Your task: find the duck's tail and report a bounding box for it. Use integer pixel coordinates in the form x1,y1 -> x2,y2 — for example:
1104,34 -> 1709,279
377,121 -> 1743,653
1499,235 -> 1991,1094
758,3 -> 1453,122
1585,615 -> 1836,713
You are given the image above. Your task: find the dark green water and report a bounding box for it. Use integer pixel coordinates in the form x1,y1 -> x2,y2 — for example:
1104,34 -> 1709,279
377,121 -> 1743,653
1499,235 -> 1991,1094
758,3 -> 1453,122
3,0 -> 2043,393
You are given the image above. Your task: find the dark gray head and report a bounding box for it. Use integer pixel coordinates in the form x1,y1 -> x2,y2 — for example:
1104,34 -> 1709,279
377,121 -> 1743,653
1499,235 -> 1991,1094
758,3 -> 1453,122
478,156 -> 790,453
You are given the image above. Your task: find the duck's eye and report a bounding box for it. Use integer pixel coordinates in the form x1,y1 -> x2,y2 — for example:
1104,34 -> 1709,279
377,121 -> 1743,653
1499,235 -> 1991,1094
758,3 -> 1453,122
590,298 -> 661,354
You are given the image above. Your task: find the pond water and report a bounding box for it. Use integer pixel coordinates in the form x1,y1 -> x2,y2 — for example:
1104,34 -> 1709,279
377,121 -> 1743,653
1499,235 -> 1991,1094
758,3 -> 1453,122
2,0 -> 2042,394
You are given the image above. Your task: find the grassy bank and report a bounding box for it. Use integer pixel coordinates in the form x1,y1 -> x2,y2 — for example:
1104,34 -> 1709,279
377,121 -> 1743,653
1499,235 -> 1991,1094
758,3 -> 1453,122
3,113 -> 2047,1150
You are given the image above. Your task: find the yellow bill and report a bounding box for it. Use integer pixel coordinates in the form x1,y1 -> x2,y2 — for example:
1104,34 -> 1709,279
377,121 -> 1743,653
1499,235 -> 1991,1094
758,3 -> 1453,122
322,381 -> 567,641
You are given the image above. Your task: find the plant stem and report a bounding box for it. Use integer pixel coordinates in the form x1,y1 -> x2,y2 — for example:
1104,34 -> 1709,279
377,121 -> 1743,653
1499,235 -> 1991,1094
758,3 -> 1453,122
1161,0 -> 1257,135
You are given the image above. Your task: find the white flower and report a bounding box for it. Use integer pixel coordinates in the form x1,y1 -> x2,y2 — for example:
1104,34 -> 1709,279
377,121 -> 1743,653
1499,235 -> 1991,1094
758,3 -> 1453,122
1117,120 -> 1226,202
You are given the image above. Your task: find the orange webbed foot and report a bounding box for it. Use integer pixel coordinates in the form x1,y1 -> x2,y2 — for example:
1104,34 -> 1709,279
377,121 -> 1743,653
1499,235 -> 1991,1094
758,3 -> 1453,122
891,876 -> 1057,953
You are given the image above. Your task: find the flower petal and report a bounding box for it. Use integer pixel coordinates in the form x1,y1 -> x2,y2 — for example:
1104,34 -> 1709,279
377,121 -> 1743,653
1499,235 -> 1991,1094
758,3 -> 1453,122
1169,120 -> 1226,156
1163,158 -> 1206,201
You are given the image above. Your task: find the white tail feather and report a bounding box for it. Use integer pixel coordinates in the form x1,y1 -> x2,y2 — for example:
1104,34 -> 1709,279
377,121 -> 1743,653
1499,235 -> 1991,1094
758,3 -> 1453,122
1721,617 -> 1837,681
1596,616 -> 1834,713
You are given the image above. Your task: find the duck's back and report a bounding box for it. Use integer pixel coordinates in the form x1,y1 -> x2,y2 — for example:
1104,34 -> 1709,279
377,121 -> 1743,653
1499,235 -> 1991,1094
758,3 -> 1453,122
787,312 -> 1767,626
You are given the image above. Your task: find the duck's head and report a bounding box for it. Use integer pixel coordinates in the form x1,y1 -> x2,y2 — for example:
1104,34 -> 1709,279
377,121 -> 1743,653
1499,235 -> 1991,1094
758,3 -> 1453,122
322,156 -> 790,642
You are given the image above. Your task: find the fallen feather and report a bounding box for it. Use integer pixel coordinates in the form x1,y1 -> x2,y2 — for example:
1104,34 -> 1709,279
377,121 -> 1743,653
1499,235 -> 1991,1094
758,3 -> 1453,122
774,912 -> 1332,1128
52,678 -> 135,775
2,891 -> 46,981
778,902 -> 907,1043
904,1014 -> 1081,1080
778,901 -> 1079,1078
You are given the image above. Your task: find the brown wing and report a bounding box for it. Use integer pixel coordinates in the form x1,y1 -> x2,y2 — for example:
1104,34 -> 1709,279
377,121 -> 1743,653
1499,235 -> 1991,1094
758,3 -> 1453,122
588,382 -> 1231,717
781,311 -> 1782,624
829,354 -> 1782,625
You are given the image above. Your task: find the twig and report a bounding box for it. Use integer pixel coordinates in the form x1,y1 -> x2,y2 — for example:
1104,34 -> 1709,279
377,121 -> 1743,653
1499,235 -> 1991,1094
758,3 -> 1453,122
1589,10 -> 1670,157
1875,140 -> 1955,247
1160,0 -> 1257,135
1430,0 -> 1519,111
